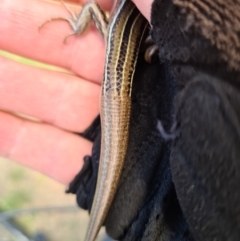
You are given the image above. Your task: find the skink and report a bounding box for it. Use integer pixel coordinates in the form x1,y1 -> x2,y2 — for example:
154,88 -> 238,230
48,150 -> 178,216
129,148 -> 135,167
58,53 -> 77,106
40,1 -> 149,240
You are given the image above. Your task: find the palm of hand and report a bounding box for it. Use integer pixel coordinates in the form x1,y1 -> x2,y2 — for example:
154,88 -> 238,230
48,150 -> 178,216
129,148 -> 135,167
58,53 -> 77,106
0,0 -> 108,184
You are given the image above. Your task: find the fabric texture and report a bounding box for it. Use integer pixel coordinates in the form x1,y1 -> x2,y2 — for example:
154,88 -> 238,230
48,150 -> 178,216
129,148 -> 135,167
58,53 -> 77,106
68,0 -> 240,240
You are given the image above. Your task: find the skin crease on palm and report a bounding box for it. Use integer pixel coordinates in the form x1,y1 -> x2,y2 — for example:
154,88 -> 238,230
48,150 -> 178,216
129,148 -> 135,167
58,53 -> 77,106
0,0 -> 152,185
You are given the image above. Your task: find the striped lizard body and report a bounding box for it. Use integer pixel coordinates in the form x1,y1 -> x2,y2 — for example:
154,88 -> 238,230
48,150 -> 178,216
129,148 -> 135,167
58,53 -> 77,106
40,1 -> 149,240
90,1 -> 148,241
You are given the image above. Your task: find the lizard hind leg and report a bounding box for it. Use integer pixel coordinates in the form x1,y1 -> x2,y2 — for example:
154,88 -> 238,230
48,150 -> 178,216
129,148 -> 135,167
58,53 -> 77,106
143,35 -> 159,63
39,0 -> 78,31
38,16 -> 77,44
39,17 -> 75,31
39,1 -> 109,43
63,32 -> 78,44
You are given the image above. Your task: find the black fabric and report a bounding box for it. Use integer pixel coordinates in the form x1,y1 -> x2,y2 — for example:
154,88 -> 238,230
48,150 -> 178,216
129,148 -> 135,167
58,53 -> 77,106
78,115 -> 101,142
67,116 -> 101,211
151,0 -> 240,240
68,0 -> 240,240
171,75 -> 240,241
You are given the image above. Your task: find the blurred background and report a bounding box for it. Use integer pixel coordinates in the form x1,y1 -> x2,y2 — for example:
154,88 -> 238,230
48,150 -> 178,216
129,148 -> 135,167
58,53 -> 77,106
0,157 -> 109,241
0,51 -> 110,241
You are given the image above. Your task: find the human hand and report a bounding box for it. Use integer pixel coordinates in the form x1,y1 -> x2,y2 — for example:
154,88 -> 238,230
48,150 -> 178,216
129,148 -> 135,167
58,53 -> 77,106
0,0 -> 152,186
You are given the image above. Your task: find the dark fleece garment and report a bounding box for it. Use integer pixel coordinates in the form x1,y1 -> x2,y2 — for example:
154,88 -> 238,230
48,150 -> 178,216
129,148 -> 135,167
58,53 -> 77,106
67,0 -> 240,240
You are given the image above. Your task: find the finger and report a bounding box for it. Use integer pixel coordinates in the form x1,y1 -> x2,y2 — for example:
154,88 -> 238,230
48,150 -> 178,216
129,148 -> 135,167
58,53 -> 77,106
0,56 -> 100,132
54,0 -> 113,10
131,0 -> 152,21
76,0 -> 113,10
0,111 -> 91,185
0,0 -> 105,82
